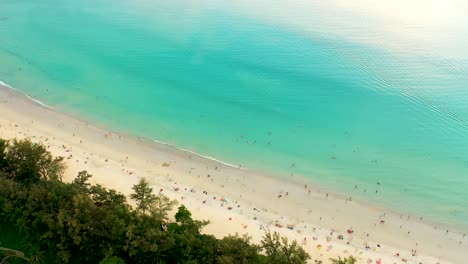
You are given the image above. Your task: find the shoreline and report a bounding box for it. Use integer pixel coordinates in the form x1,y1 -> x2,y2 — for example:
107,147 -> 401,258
149,138 -> 244,170
1,83 -> 467,263
1,80 -> 465,233
0,80 -> 240,170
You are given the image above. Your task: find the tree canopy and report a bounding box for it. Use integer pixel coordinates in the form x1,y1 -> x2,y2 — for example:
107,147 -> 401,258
0,138 -> 336,263
0,138 -> 64,183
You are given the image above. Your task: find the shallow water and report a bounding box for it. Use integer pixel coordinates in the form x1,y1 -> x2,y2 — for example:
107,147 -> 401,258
1,0 -> 468,228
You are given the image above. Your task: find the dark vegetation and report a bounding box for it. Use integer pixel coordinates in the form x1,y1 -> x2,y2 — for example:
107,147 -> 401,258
0,138 -> 355,263
0,138 -> 310,263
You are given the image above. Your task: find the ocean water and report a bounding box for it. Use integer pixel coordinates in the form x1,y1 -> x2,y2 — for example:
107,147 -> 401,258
1,0 -> 468,228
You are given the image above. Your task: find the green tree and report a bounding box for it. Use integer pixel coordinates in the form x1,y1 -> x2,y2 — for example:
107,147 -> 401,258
73,170 -> 92,192
0,136 -> 318,264
99,256 -> 126,264
217,234 -> 262,264
149,194 -> 177,221
130,178 -> 156,214
89,183 -> 127,208
27,246 -> 46,264
170,205 -> 209,234
330,256 -> 357,264
124,212 -> 175,263
3,139 -> 64,183
174,204 -> 192,223
0,139 -> 7,170
261,229 -> 310,264
166,205 -> 216,263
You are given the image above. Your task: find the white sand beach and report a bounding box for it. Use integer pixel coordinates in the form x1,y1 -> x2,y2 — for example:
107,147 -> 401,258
0,84 -> 466,263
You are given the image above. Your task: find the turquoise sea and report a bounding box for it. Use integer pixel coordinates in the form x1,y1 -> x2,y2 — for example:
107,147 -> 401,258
1,0 -> 468,228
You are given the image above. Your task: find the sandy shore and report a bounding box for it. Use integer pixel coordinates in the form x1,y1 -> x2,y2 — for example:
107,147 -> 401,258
0,84 -> 466,263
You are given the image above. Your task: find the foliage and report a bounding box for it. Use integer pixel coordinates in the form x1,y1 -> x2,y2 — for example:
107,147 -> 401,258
150,193 -> 178,220
130,178 -> 156,214
330,256 -> 357,264
99,256 -> 126,264
217,234 -> 262,264
261,229 -> 310,264
0,139 -> 7,169
164,205 -> 217,263
73,170 -> 92,192
0,138 -> 322,264
0,138 -> 64,183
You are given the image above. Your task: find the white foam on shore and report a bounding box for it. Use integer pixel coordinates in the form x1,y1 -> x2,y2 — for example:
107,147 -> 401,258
0,80 -> 55,110
25,95 -> 56,110
1,80 -> 244,170
0,80 -> 14,89
151,139 -> 244,169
